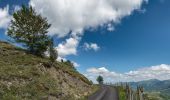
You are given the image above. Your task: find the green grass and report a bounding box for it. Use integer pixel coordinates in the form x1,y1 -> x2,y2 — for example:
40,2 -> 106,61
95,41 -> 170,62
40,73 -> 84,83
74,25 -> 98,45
117,86 -> 126,100
0,65 -> 61,99
0,41 -> 92,99
145,92 -> 164,100
0,41 -> 91,85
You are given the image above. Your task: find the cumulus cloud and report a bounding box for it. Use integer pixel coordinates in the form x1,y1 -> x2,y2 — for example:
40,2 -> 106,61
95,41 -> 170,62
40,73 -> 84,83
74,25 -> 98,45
72,61 -> 80,67
0,5 -> 11,29
84,43 -> 100,51
56,36 -> 80,57
86,67 -> 123,83
29,0 -> 147,37
29,0 -> 147,57
85,64 -> 170,83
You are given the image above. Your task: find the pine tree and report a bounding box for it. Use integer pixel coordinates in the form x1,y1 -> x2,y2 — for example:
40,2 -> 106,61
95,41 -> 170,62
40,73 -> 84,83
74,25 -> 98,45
8,5 -> 51,56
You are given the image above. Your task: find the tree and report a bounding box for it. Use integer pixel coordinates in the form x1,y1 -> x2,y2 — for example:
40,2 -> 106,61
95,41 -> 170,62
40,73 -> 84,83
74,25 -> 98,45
7,5 -> 51,56
65,60 -> 73,67
49,38 -> 58,62
96,75 -> 104,84
61,59 -> 64,63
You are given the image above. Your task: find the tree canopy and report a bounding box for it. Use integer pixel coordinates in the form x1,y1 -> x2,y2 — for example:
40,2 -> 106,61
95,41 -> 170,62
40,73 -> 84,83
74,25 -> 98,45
96,75 -> 104,84
8,5 -> 51,56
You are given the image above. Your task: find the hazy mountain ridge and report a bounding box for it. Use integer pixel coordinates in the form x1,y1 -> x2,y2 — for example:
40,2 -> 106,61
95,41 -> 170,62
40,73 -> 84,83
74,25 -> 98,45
127,79 -> 170,99
128,79 -> 170,91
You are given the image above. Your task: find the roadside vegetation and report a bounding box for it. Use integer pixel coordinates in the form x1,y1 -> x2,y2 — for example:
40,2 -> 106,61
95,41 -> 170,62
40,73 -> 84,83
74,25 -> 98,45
116,83 -> 170,100
116,84 -> 151,100
117,86 -> 126,100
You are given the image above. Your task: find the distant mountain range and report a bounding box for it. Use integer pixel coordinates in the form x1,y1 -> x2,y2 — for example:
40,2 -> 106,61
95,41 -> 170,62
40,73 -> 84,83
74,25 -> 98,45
128,79 -> 170,92
115,79 -> 170,99
127,79 -> 170,99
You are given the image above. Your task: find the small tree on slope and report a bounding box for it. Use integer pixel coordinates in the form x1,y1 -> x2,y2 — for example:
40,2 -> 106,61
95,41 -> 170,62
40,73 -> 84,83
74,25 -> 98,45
8,5 -> 51,56
96,75 -> 104,84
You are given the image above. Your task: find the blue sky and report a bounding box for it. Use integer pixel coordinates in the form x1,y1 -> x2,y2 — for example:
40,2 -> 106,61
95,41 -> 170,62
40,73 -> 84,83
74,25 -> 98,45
78,0 -> 170,72
1,0 -> 170,82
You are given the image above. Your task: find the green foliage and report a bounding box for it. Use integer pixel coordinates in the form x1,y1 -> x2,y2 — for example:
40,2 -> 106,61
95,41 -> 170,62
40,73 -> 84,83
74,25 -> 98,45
65,60 -> 73,66
64,60 -> 77,70
118,86 -> 126,100
7,5 -> 51,56
49,38 -> 58,63
116,84 -> 149,100
96,75 -> 103,84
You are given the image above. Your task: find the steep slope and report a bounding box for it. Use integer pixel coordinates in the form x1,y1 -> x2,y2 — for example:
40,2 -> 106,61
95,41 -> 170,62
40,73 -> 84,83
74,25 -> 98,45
0,41 -> 93,100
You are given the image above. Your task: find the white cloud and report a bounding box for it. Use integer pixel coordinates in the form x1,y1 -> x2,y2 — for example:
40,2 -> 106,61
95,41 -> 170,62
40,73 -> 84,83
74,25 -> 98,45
72,61 -> 80,67
0,5 -> 11,29
29,0 -> 147,37
56,36 -> 80,57
29,0 -> 147,57
84,43 -> 100,51
86,67 -> 122,83
85,64 -> 170,83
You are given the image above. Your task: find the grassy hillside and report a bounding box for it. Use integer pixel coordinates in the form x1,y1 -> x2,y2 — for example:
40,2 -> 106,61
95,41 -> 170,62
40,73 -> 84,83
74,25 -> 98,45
0,41 -> 94,99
